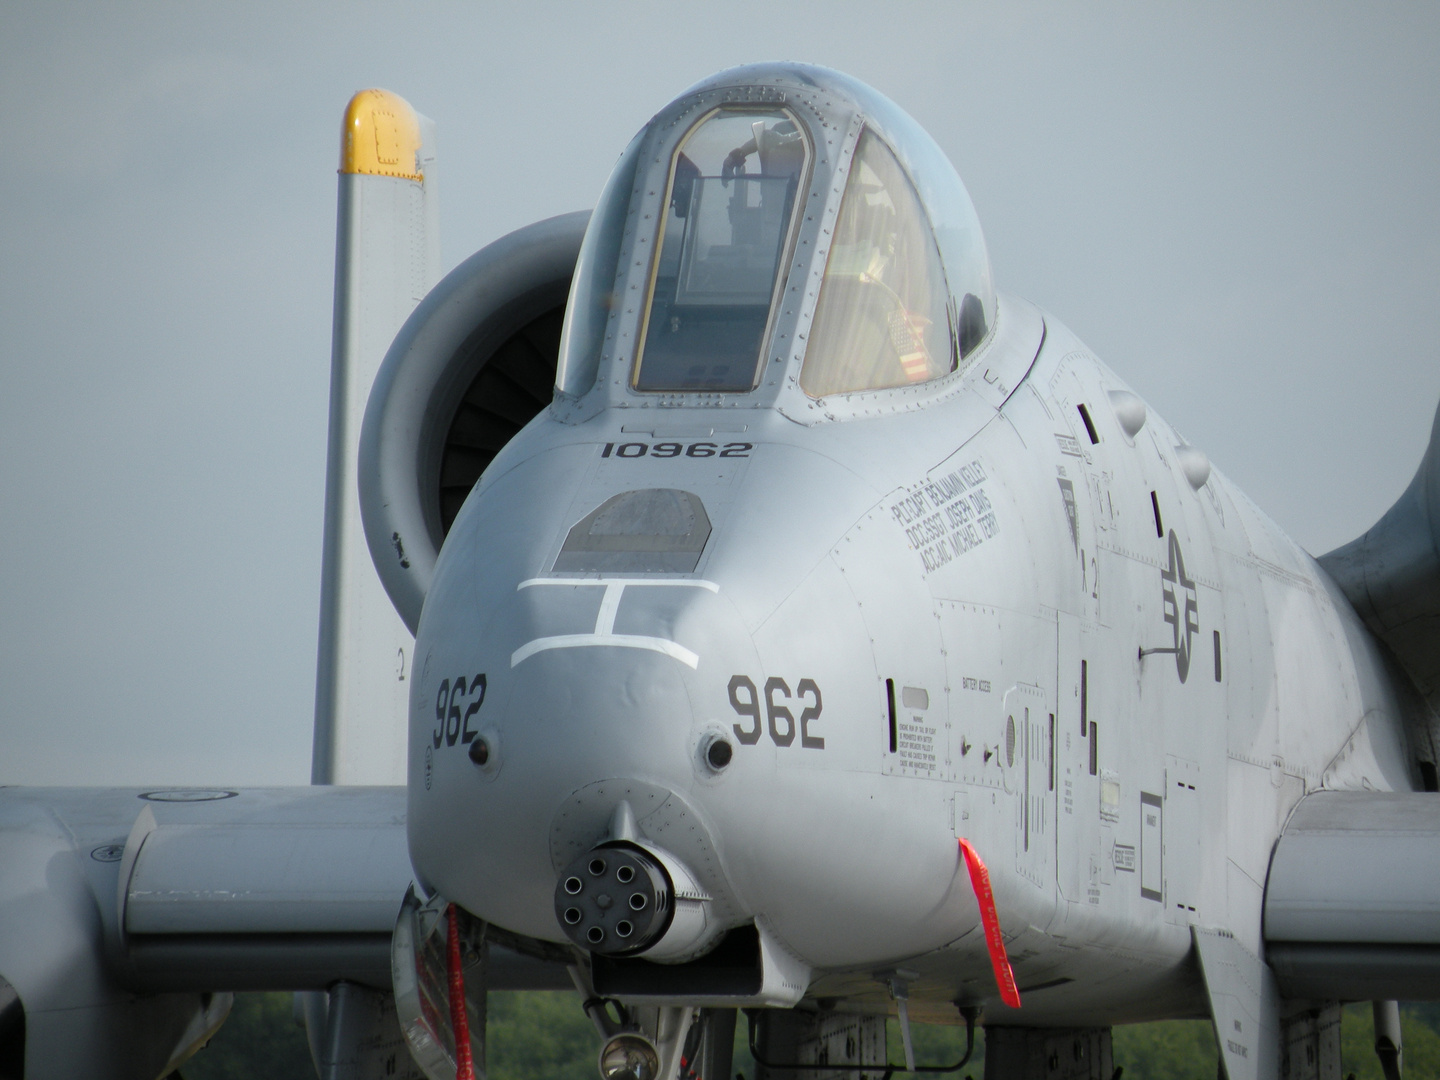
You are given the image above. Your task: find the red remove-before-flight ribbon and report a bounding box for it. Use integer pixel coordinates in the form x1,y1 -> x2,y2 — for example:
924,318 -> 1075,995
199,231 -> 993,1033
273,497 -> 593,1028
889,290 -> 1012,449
447,903 -> 476,1080
958,838 -> 1022,1009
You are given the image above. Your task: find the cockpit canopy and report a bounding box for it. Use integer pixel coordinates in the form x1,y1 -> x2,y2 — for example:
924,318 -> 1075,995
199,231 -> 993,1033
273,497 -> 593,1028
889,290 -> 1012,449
555,63 -> 995,407
636,107 -> 809,393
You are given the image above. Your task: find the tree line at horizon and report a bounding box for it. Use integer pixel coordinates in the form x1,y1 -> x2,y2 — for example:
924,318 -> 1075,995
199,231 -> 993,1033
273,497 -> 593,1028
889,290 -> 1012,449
181,991 -> 1440,1080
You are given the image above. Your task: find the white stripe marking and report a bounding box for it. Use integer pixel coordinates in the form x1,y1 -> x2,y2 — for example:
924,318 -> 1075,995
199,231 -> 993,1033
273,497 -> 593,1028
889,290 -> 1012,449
510,634 -> 700,669
510,578 -> 718,670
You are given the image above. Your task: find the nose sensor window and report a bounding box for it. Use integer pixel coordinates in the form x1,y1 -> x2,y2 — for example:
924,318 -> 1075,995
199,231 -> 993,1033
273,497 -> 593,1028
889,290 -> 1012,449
632,108 -> 810,394
554,489 -> 711,573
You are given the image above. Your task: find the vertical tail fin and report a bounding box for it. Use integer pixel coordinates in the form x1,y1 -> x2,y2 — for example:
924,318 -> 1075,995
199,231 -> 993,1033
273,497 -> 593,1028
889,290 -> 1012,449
312,90 -> 439,785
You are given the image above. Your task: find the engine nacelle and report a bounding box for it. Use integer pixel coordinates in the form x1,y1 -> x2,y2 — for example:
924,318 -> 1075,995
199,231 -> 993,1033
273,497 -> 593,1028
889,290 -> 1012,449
359,212 -> 588,633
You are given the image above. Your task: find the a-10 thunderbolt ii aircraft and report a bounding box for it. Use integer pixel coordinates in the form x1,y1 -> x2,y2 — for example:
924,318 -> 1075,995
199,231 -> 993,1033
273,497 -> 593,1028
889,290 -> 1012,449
2,62 -> 1438,1080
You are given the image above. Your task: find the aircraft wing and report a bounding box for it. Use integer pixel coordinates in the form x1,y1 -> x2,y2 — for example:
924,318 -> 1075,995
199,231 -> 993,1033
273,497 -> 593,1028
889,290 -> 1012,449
1264,790 -> 1440,999
0,785 -> 568,1078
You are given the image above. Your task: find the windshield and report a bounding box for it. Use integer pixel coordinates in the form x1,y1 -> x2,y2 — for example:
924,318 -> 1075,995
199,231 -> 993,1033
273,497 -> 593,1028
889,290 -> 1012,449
555,132 -> 644,398
800,129 -> 955,398
632,108 -> 810,393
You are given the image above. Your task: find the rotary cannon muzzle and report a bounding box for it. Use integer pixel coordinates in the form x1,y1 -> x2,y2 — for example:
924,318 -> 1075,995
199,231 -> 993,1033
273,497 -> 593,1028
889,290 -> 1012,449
554,843 -> 674,954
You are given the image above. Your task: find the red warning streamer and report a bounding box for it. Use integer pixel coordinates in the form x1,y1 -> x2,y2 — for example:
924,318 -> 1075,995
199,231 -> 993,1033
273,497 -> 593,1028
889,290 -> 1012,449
447,903 -> 476,1080
957,838 -> 1022,1009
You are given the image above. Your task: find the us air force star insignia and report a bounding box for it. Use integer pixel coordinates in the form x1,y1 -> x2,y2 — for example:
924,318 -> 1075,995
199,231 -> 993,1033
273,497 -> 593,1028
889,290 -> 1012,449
1160,529 -> 1199,683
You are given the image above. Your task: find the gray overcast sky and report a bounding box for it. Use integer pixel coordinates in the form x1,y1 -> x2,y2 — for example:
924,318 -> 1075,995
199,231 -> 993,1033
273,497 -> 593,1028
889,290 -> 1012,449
2,3 -> 1438,786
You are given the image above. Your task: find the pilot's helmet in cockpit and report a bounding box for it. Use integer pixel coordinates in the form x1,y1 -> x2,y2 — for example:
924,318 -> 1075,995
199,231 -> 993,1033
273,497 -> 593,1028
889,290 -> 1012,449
721,117 -> 805,184
555,63 -> 995,408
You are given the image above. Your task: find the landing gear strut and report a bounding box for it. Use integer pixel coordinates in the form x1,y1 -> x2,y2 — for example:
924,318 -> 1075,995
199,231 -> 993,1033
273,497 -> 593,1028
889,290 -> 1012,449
583,997 -> 725,1080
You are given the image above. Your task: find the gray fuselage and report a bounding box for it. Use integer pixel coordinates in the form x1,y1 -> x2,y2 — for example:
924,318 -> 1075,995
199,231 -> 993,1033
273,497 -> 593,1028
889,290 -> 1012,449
408,293 -> 1412,1026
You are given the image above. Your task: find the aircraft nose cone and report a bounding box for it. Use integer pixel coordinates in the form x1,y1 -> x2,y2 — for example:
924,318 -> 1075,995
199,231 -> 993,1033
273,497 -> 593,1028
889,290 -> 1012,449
411,563 -> 751,942
408,436 -> 882,946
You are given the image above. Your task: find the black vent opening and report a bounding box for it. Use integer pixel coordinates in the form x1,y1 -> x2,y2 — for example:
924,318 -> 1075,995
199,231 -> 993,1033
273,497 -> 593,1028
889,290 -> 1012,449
438,306 -> 564,535
886,678 -> 897,753
1420,761 -> 1439,793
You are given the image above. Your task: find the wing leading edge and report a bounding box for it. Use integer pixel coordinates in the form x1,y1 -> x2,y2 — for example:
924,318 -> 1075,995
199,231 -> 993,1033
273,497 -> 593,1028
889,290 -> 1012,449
0,786 -> 568,1078
1264,790 -> 1440,1000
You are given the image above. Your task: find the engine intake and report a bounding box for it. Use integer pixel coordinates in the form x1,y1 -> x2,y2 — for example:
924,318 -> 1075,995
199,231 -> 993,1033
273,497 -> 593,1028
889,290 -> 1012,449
358,211 -> 588,633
